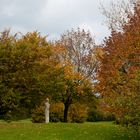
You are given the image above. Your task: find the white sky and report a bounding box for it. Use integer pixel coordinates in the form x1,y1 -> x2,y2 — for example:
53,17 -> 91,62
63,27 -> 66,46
0,0 -> 115,44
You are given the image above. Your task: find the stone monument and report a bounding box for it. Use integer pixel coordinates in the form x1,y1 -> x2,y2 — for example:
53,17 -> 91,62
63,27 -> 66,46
45,98 -> 50,123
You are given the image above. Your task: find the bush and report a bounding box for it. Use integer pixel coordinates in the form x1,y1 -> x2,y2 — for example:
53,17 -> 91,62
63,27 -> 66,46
50,103 -> 64,122
2,107 -> 30,122
32,105 -> 45,123
68,103 -> 88,123
87,109 -> 102,122
115,114 -> 140,133
87,109 -> 115,122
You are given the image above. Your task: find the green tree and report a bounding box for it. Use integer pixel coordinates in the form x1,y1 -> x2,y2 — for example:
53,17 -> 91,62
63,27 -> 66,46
0,30 -> 54,119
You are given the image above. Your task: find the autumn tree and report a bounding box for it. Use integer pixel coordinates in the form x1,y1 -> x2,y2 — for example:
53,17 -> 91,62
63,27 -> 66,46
52,28 -> 98,122
0,30 -> 58,120
58,28 -> 98,79
97,1 -> 140,130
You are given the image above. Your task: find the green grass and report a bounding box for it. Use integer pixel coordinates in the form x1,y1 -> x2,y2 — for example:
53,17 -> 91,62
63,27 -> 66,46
0,120 -> 139,140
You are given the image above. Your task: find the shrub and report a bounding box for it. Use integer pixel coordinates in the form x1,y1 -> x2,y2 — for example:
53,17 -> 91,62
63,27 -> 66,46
87,109 -> 102,122
68,103 -> 88,123
115,114 -> 140,133
32,105 -> 45,123
87,109 -> 115,122
50,103 -> 64,122
2,107 -> 30,122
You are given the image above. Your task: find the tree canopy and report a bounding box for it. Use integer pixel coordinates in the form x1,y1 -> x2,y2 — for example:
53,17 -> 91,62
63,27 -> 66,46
97,1 -> 140,130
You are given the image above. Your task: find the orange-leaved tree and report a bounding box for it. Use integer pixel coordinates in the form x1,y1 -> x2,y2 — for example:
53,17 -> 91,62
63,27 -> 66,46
97,2 -> 140,129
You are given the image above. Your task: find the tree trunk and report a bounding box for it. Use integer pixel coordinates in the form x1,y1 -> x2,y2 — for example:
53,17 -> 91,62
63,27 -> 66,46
64,103 -> 70,122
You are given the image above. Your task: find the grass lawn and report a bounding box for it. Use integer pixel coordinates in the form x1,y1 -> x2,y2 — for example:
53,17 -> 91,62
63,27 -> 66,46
0,120 -> 139,140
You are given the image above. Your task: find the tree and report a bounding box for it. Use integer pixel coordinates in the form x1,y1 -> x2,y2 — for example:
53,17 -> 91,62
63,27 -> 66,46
52,28 -> 98,122
58,28 -> 98,80
101,0 -> 139,31
0,30 -> 55,119
97,2 -> 140,130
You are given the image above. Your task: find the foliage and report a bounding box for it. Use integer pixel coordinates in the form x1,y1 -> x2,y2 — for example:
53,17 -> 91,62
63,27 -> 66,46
68,103 -> 88,123
97,2 -> 140,131
0,30 -> 60,120
51,28 -> 98,122
31,105 -> 45,123
87,109 -> 115,122
50,103 -> 64,122
58,28 -> 98,79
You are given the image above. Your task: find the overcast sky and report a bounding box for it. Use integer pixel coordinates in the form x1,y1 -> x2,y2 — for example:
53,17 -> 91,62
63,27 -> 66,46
0,0 -> 114,44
